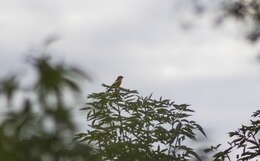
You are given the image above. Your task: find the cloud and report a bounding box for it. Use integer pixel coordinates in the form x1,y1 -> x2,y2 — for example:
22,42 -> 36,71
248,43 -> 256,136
1,0 -> 260,147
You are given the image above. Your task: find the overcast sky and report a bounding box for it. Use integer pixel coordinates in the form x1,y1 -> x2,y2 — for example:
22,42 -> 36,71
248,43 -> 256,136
1,0 -> 260,148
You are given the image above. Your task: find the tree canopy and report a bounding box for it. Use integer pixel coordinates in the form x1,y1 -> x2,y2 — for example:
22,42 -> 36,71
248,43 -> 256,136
76,84 -> 206,161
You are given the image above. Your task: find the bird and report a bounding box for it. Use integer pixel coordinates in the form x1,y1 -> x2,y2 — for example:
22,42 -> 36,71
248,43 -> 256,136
107,76 -> 123,92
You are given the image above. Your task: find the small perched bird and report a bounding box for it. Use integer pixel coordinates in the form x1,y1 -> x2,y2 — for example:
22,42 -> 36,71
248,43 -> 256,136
107,75 -> 123,92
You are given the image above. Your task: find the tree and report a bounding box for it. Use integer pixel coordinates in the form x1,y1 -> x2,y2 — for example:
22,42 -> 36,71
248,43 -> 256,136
220,0 -> 260,43
180,0 -> 260,43
76,84 -> 206,161
0,55 -> 98,161
212,110 -> 260,161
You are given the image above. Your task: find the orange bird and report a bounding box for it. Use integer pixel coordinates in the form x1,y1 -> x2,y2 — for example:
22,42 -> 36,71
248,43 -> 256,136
107,76 -> 123,92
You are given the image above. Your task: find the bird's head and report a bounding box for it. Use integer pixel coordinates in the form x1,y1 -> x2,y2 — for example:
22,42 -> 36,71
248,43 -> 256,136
117,75 -> 123,79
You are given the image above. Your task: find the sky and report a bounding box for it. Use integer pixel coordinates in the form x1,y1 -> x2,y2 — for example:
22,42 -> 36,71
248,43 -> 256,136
1,0 -> 260,150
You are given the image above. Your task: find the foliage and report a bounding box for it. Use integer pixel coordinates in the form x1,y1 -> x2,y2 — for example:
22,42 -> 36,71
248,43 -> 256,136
223,0 -> 260,20
219,0 -> 260,42
183,0 -> 260,43
0,55 -> 97,161
76,84 -> 206,161
213,110 -> 260,161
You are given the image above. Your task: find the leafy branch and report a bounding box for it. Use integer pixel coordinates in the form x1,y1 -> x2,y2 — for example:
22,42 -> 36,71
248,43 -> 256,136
77,84 -> 206,161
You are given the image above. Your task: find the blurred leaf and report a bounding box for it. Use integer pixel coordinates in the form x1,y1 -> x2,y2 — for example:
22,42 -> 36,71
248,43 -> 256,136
0,75 -> 19,106
0,54 -> 96,161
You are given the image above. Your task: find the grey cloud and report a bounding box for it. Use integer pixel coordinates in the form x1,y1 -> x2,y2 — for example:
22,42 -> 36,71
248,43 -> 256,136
1,0 -> 259,149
